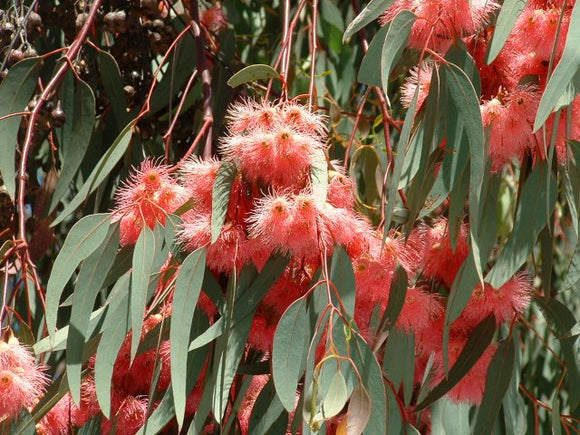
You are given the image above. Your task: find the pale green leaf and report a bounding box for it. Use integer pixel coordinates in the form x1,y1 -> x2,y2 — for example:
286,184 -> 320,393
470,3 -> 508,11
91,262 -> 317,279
343,0 -> 395,42
52,120 -> 135,226
273,298 -> 309,411
227,64 -> 280,88
0,57 -> 41,199
534,1 -> 580,131
45,213 -> 112,340
171,248 -> 206,427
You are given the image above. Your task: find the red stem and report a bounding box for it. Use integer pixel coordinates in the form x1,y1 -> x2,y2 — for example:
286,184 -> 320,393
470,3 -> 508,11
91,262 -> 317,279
189,0 -> 214,159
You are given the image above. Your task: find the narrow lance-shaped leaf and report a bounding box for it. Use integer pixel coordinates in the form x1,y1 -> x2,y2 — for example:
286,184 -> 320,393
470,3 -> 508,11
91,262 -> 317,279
345,384 -> 372,435
45,213 -> 112,340
380,11 -> 416,95
211,161 -> 237,243
415,314 -> 496,411
273,298 -> 309,412
227,64 -> 281,88
130,226 -> 156,360
485,0 -> 527,64
384,86 -> 419,229
0,57 -> 41,199
52,120 -> 136,227
487,163 -> 557,288
358,24 -> 389,87
442,61 -> 486,284
67,223 -> 120,405
343,0 -> 395,42
534,0 -> 580,131
49,73 -> 96,213
94,274 -> 131,417
330,245 -> 356,319
473,336 -> 516,435
311,148 -> 328,200
171,248 -> 206,428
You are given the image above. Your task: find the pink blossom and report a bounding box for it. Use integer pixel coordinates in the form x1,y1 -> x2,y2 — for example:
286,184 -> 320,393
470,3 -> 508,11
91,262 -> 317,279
400,61 -> 434,110
113,159 -> 187,246
381,0 -> 498,53
460,274 -> 533,326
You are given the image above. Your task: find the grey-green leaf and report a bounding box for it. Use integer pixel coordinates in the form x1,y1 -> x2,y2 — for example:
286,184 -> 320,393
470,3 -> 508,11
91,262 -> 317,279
273,298 -> 309,412
171,248 -> 206,427
130,226 -> 156,360
0,57 -> 41,199
343,0 -> 395,42
51,120 -> 135,226
67,223 -> 120,404
227,64 -> 280,88
473,336 -> 516,435
534,1 -> 580,131
45,213 -> 112,340
49,73 -> 96,213
211,161 -> 237,243
380,11 -> 415,94
485,0 -> 527,64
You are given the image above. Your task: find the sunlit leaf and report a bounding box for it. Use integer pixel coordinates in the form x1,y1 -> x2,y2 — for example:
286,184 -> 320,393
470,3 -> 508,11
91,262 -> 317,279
485,0 -> 527,64
52,120 -> 136,226
0,57 -> 41,199
227,64 -> 280,88
171,248 -> 206,427
211,161 -> 237,243
273,298 -> 309,411
49,73 -> 96,213
343,0 -> 395,42
45,213 -> 112,340
474,336 -> 516,435
67,223 -> 120,404
130,225 -> 157,360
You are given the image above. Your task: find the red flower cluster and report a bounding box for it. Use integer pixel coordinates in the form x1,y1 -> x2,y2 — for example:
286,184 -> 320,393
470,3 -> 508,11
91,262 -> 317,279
0,336 -> 48,421
391,0 -> 580,169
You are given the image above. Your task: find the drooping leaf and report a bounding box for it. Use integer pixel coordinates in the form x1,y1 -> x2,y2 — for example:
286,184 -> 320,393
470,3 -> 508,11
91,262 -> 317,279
383,328 -> 415,405
66,223 -> 120,404
130,225 -> 157,360
0,57 -> 41,199
227,64 -> 281,88
211,161 -> 237,243
534,0 -> 580,131
384,88 -> 419,228
330,245 -> 356,319
311,148 -> 329,200
431,399 -> 471,435
487,163 -> 557,288
249,378 -> 288,434
380,11 -> 415,94
345,384 -> 372,435
485,0 -> 527,64
97,50 -> 131,126
94,274 -> 131,417
52,120 -> 135,226
49,73 -> 96,213
45,213 -> 112,340
273,298 -> 309,412
358,24 -> 389,87
343,0 -> 395,42
171,248 -> 206,427
536,297 -> 580,407
415,314 -> 496,411
473,336 -> 516,435
442,59 -> 486,284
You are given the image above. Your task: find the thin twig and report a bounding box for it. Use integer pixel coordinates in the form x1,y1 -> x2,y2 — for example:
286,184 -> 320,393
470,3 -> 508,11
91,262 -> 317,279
189,0 -> 214,159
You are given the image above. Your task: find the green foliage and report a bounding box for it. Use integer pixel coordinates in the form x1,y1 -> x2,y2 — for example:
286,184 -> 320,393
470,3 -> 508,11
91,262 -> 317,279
2,1 -> 580,433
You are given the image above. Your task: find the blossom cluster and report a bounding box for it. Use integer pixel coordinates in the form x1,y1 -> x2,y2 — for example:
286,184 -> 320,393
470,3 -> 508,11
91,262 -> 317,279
390,0 -> 580,170
88,96 -> 536,435
0,336 -> 47,422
